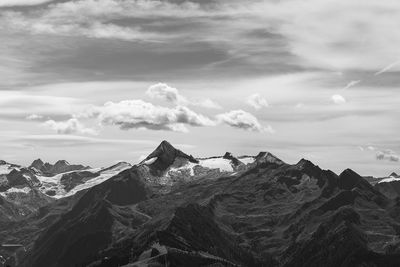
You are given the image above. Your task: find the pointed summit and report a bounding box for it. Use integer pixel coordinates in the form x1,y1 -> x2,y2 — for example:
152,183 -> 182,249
30,158 -> 44,170
338,169 -> 373,191
296,158 -> 316,169
255,152 -> 284,165
389,172 -> 399,178
141,140 -> 198,175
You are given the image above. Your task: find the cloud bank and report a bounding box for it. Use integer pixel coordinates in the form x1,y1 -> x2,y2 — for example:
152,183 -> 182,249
92,99 -> 216,133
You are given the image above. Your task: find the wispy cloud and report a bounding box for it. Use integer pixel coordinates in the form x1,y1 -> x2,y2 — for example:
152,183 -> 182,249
26,114 -> 44,121
0,0 -> 53,7
342,80 -> 361,90
374,60 -> 400,76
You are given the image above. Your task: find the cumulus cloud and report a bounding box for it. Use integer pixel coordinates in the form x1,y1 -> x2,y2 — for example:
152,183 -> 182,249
146,83 -> 186,104
216,110 -> 273,133
376,149 -> 399,162
246,94 -> 269,109
43,118 -> 98,135
92,99 -> 215,132
331,94 -> 346,105
146,83 -> 221,109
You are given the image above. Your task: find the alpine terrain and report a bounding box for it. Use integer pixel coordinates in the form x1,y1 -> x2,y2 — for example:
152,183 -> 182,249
1,141 -> 400,267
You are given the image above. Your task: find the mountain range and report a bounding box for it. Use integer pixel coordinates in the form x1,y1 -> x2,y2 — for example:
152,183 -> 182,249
1,141 -> 400,267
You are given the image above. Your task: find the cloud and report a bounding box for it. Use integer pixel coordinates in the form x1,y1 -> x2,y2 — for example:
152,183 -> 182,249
146,83 -> 221,109
2,0 -> 400,74
26,114 -> 44,121
374,60 -> 400,76
92,99 -> 215,132
146,83 -> 186,104
0,0 -> 53,7
331,94 -> 346,105
265,0 -> 400,72
216,110 -> 273,133
376,149 -> 399,162
246,94 -> 269,109
0,91 -> 83,119
43,118 -> 98,135
342,80 -> 361,90
0,0 -> 205,42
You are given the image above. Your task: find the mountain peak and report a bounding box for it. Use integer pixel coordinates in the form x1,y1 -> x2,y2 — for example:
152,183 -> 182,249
54,160 -> 70,166
338,168 -> 369,190
141,140 -> 198,174
30,158 -> 44,169
255,151 -> 284,165
389,172 -> 399,177
296,158 -> 315,169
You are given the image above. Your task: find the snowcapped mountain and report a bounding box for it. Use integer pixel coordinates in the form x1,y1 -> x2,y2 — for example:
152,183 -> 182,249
37,161 -> 132,198
136,140 -> 280,192
0,141 -> 275,221
0,159 -> 132,221
368,171 -> 400,199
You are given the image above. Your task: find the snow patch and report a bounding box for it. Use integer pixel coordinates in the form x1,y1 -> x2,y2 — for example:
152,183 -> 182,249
238,157 -> 256,165
198,158 -> 233,172
378,177 -> 400,184
143,157 -> 157,165
0,186 -> 31,197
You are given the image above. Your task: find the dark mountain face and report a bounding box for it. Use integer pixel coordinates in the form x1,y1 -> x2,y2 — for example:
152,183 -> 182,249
3,142 -> 400,267
6,168 -> 41,189
60,171 -> 99,192
375,180 -> 400,199
19,167 -> 152,267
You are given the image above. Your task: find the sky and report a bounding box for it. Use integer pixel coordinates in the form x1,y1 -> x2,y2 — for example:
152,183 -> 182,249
0,0 -> 399,176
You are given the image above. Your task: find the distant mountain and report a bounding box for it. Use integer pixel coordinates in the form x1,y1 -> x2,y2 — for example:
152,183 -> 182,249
140,140 -> 199,175
29,159 -> 89,176
1,141 -> 397,267
362,172 -> 400,199
0,158 -> 132,223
